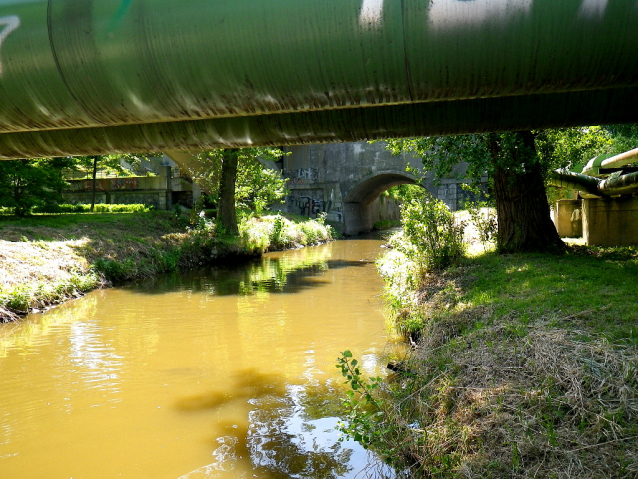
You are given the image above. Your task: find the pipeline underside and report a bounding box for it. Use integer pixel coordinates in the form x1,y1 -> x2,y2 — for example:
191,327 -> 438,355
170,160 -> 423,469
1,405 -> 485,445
0,0 -> 636,157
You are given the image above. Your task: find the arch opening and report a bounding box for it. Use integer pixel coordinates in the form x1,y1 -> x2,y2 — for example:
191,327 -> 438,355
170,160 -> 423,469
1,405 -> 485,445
342,170 -> 432,235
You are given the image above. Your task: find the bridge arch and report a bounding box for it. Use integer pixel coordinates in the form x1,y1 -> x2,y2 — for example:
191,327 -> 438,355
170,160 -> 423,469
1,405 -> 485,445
342,169 -> 433,235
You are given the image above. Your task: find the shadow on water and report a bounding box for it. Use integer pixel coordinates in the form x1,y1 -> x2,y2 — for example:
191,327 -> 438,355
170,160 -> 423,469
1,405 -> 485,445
130,247 -> 372,297
175,369 -> 388,479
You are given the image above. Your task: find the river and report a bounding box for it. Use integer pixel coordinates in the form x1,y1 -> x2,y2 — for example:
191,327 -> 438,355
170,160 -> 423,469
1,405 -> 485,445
0,235 -> 401,479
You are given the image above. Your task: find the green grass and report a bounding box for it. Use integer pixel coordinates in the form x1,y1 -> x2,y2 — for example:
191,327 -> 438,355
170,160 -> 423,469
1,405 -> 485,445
0,211 -> 163,240
364,239 -> 638,477
460,247 -> 638,345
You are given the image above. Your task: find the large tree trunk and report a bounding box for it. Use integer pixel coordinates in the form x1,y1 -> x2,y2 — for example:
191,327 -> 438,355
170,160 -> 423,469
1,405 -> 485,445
490,132 -> 564,253
217,149 -> 239,236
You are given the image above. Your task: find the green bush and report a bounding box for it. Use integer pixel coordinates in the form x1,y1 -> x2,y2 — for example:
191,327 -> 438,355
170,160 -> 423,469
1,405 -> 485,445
466,201 -> 498,247
93,204 -> 153,213
400,197 -> 465,273
270,214 -> 285,245
93,258 -> 136,282
32,203 -> 153,214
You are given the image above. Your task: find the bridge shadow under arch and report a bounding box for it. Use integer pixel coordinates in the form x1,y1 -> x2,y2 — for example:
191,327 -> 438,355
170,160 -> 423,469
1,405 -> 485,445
342,169 -> 433,235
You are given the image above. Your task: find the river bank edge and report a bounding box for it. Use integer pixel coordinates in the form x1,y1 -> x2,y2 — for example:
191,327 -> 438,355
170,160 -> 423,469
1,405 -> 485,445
0,210 -> 335,322
353,238 -> 638,477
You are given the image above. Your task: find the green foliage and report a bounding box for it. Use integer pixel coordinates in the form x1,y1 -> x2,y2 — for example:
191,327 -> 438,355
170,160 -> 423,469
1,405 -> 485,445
235,157 -> 288,213
373,219 -> 399,231
386,128 -> 615,190
603,123 -> 638,154
336,351 -> 387,451
385,134 -> 493,192
241,213 -> 334,254
93,257 -> 137,282
270,214 -> 285,245
0,157 -> 75,216
466,201 -> 498,248
534,126 -> 613,172
1,271 -> 102,314
399,197 -> 465,274
187,147 -> 289,212
92,204 -> 152,213
381,183 -> 428,203
68,153 -> 148,179
386,130 -> 614,252
3,285 -> 31,312
190,209 -> 217,233
31,203 -> 152,214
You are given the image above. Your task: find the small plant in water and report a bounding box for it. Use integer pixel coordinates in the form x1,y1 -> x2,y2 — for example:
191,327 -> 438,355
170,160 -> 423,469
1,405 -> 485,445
336,350 -> 386,448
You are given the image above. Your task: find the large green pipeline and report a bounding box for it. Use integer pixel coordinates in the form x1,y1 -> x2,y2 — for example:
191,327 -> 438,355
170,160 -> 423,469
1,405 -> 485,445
549,168 -> 638,197
0,0 -> 637,156
1,87 -> 638,159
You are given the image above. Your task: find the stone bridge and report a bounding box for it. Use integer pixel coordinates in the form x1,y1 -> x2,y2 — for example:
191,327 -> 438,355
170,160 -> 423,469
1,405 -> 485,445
276,142 -> 474,235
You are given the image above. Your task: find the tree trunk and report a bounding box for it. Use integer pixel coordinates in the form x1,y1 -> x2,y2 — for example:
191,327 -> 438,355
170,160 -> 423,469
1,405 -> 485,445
491,132 -> 564,253
217,149 -> 239,236
90,156 -> 98,213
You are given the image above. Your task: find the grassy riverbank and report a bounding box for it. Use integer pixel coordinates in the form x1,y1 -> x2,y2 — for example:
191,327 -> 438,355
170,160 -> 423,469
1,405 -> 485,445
343,223 -> 638,477
0,211 -> 334,321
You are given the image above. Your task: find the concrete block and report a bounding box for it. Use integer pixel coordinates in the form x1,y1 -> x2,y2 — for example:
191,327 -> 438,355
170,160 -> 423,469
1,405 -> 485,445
583,197 -> 638,246
554,199 -> 582,238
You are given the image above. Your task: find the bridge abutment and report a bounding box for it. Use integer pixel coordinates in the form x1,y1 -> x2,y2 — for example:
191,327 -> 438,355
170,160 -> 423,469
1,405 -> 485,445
281,142 -> 479,235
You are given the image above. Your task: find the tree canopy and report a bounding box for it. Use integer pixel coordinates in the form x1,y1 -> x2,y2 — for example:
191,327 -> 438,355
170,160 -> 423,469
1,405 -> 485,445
187,147 -> 288,235
0,157 -> 75,216
385,125 -> 638,252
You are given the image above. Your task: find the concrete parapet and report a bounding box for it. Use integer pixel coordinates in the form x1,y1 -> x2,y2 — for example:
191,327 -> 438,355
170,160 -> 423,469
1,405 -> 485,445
63,171 -> 195,210
555,199 -> 582,238
583,196 -> 638,246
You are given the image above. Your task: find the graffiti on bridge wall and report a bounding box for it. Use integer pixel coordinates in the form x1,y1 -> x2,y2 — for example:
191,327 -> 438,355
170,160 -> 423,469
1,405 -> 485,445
112,178 -> 139,190
286,188 -> 342,221
80,177 -> 139,191
288,167 -> 319,185
82,179 -> 106,191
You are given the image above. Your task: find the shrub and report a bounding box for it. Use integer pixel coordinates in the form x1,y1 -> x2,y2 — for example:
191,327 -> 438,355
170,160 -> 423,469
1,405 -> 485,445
270,214 -> 285,246
32,203 -> 153,214
466,201 -> 498,248
373,219 -> 398,231
399,197 -> 465,274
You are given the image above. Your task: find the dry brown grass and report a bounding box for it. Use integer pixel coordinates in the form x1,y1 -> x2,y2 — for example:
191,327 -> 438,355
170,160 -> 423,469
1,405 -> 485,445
386,300 -> 638,478
0,213 -> 185,320
0,239 -> 91,288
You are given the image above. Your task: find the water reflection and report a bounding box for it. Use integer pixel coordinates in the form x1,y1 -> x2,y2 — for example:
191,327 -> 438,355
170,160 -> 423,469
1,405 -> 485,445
133,243 -> 371,297
0,237 -> 399,479
69,321 -> 124,399
178,376 -> 393,479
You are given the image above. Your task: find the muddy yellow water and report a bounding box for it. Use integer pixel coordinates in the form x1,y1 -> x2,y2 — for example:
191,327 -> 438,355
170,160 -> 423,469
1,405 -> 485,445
0,236 -> 400,478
